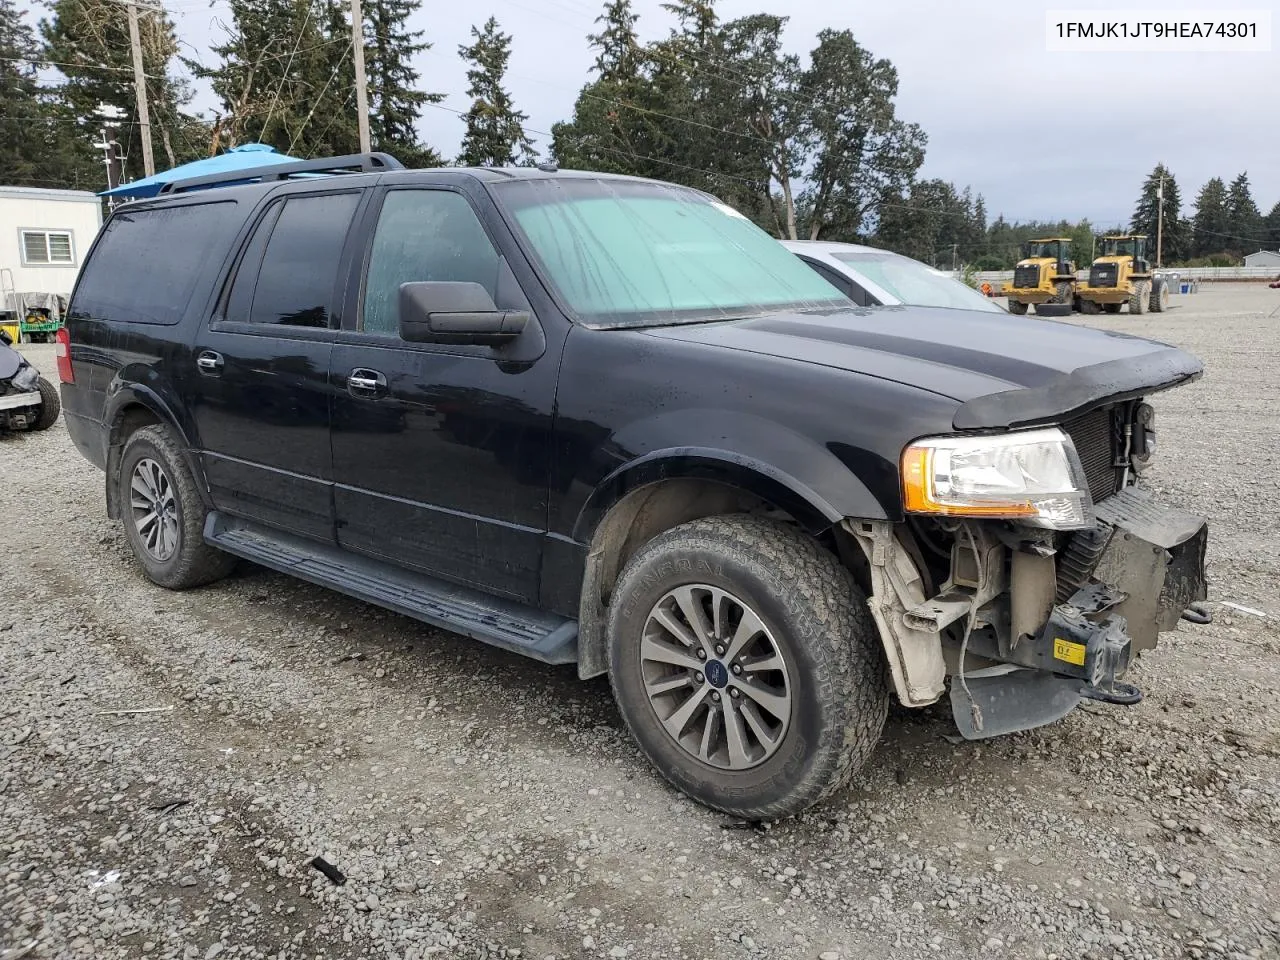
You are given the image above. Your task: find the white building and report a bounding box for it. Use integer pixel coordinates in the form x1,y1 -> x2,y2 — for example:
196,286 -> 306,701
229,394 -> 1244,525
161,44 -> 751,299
1,186 -> 103,308
1242,249 -> 1280,269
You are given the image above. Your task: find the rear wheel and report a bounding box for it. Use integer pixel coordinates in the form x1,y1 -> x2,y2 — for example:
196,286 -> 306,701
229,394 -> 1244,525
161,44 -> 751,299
29,377 -> 60,431
1006,299 -> 1029,315
1078,299 -> 1102,315
118,425 -> 236,589
1129,280 -> 1150,314
607,514 -> 889,820
1103,303 -> 1123,314
1149,278 -> 1169,313
1050,282 -> 1074,305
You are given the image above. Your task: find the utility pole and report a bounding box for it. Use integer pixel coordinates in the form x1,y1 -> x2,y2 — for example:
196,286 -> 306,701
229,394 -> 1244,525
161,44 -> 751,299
123,0 -> 155,177
1155,174 -> 1166,268
349,0 -> 371,153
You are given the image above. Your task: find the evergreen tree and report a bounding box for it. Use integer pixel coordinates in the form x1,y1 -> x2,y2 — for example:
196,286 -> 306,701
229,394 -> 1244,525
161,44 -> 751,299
1191,177 -> 1230,257
1130,163 -> 1190,264
42,0 -> 203,181
0,0 -> 54,186
204,0 -> 357,159
1225,171 -> 1264,249
364,0 -> 442,166
457,17 -> 535,166
590,0 -> 639,82
1264,201 -> 1280,247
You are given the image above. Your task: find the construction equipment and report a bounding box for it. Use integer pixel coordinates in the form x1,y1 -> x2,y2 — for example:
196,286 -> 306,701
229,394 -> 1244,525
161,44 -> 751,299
1075,235 -> 1168,315
1002,238 -> 1077,315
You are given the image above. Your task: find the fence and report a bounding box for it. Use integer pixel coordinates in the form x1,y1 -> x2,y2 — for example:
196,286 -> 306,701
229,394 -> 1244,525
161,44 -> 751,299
962,266 -> 1279,284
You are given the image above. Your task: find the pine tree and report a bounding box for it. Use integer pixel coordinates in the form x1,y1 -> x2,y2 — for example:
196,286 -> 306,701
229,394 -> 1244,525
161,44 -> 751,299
1191,177 -> 1230,258
590,0 -> 639,82
1225,171 -> 1264,250
457,17 -> 535,167
42,0 -> 203,180
0,0 -> 51,186
1264,201 -> 1280,247
364,0 -> 442,166
1130,164 -> 1190,264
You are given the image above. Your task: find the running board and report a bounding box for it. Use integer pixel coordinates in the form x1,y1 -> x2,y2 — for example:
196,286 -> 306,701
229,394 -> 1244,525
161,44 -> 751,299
204,513 -> 577,665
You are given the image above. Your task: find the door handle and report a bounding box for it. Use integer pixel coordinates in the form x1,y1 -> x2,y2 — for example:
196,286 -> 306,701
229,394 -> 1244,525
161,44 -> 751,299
196,350 -> 224,375
347,368 -> 387,398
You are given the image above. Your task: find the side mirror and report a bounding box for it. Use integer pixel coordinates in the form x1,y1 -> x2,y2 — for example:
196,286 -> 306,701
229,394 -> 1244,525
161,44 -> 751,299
398,281 -> 529,346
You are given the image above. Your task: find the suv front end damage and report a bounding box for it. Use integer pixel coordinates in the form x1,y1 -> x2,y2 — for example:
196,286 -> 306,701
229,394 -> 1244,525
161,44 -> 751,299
849,398 -> 1208,740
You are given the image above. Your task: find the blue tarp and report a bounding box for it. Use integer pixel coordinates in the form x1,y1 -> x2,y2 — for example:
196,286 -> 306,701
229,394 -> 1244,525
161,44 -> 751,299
99,143 -> 302,198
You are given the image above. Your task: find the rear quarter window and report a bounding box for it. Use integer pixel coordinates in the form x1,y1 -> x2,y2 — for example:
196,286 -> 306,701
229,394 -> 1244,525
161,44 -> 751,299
70,200 -> 242,325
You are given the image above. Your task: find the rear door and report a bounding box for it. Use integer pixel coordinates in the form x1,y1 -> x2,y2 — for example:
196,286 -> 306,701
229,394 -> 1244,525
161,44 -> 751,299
182,188 -> 365,541
328,183 -> 560,603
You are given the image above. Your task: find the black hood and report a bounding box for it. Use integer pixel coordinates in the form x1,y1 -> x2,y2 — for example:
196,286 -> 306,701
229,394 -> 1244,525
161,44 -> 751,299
643,306 -> 1202,430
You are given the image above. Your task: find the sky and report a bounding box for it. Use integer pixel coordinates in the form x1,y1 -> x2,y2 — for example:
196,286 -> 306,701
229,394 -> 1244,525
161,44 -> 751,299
20,0 -> 1280,229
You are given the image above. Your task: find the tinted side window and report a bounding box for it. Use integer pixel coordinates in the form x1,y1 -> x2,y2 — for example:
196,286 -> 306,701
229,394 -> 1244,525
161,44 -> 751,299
71,201 -> 242,325
361,190 -> 500,336
235,192 -> 359,328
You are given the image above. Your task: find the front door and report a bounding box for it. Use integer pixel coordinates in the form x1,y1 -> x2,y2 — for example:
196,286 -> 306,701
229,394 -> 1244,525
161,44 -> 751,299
329,186 -> 559,604
184,189 -> 363,541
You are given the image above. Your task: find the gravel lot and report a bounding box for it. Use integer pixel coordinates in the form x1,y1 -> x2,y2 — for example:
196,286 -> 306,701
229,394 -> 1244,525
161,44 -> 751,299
2,284 -> 1278,960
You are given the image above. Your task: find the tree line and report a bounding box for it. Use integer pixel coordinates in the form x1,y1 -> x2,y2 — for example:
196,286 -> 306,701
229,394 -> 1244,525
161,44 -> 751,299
3,0 -> 1277,267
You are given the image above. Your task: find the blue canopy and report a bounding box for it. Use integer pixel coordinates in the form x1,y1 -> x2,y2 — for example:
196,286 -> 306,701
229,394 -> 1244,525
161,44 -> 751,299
99,143 -> 303,198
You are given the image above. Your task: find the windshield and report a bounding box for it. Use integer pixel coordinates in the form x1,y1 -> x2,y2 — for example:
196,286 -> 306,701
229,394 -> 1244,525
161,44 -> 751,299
493,178 -> 850,327
831,252 -> 1006,313
1101,237 -> 1139,257
1024,241 -> 1066,260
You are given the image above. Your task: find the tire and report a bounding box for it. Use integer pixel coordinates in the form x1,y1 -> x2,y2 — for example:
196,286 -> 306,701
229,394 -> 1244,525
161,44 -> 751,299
118,424 -> 236,589
607,514 -> 889,820
1078,299 -> 1102,315
1006,300 -> 1029,315
1129,280 -> 1149,315
1149,278 -> 1168,313
1049,281 -> 1074,305
1103,303 -> 1123,314
28,377 -> 61,431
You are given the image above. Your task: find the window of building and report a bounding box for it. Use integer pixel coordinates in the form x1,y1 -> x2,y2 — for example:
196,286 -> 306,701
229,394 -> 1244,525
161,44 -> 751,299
21,230 -> 74,265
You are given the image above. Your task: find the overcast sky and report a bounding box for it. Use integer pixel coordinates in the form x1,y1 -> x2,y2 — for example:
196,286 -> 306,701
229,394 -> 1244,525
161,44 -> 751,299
24,0 -> 1280,228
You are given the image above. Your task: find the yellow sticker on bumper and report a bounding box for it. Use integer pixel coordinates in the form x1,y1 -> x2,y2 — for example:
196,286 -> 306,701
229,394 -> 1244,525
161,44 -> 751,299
1053,638 -> 1087,666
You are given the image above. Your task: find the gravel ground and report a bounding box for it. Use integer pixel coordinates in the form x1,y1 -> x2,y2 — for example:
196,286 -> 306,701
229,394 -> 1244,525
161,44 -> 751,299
2,284 -> 1278,960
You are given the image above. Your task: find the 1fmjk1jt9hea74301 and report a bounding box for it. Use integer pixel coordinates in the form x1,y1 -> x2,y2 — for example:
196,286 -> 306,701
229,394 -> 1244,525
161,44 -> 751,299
58,153 -> 1209,818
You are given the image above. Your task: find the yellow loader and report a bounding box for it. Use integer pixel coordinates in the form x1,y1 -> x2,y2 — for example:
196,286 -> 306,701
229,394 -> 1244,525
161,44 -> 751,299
1002,238 -> 1077,315
1075,235 -> 1169,315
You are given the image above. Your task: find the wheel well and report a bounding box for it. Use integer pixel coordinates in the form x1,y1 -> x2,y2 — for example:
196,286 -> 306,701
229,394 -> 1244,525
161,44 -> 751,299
576,477 -> 844,679
104,405 -> 164,520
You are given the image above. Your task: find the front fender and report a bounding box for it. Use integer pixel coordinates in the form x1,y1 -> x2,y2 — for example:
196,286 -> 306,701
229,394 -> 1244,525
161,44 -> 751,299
570,408 -> 889,546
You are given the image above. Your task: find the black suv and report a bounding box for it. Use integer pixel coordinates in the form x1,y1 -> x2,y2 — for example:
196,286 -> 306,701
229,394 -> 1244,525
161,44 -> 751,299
60,154 -> 1208,819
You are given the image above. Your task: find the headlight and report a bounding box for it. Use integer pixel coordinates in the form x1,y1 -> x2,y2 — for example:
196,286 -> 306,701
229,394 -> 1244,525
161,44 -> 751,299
901,427 -> 1093,530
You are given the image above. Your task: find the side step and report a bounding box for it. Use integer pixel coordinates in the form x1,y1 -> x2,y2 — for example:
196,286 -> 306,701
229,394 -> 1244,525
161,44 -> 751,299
204,513 -> 577,665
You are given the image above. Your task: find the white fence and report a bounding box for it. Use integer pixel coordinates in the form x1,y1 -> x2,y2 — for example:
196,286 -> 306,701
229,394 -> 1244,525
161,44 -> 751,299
962,266 -> 1279,284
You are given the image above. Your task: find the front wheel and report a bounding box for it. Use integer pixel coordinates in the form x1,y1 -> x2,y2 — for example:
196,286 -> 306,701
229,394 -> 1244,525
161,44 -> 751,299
118,425 -> 236,589
29,378 -> 60,431
1006,299 -> 1029,315
607,515 -> 889,820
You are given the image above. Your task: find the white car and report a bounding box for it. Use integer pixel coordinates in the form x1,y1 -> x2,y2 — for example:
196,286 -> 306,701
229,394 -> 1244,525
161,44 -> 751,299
782,240 -> 1006,314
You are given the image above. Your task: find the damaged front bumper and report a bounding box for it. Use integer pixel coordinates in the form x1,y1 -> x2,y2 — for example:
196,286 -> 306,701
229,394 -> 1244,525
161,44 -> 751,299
845,487 -> 1209,742
951,487 -> 1208,739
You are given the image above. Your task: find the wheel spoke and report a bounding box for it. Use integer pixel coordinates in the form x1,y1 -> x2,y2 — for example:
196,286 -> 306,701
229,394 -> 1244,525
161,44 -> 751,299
641,635 -> 704,673
732,679 -> 790,722
739,652 -> 785,674
661,686 -> 709,739
739,699 -> 779,749
135,510 -> 159,534
645,673 -> 694,697
721,699 -> 751,769
131,474 -> 155,505
697,708 -> 718,762
723,605 -> 766,662
651,606 -> 699,649
710,588 -> 731,643
671,585 -> 713,650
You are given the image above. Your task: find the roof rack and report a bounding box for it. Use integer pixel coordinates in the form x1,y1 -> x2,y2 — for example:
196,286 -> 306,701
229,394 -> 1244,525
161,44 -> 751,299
157,152 -> 404,196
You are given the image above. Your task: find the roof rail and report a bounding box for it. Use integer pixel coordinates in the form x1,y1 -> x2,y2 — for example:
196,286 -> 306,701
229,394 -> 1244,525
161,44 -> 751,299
157,152 -> 404,195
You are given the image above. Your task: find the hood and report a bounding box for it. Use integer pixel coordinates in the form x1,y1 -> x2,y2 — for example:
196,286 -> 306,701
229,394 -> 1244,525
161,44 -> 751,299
643,306 -> 1202,431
